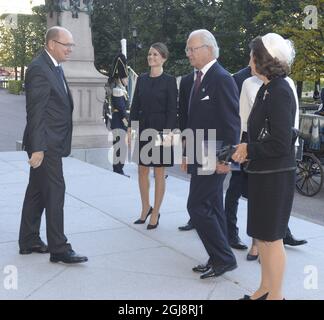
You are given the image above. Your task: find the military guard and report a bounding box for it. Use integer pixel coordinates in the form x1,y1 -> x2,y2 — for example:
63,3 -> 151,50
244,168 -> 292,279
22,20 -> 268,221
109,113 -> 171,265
110,53 -> 129,176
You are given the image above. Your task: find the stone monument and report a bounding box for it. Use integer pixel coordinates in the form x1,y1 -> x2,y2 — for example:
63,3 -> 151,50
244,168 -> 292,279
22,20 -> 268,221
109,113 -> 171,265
45,0 -> 108,149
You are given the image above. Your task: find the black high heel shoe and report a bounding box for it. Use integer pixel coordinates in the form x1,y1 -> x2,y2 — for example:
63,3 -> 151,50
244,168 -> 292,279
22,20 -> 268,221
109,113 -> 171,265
147,214 -> 160,230
255,292 -> 269,300
133,207 -> 153,224
239,295 -> 251,300
239,292 -> 269,300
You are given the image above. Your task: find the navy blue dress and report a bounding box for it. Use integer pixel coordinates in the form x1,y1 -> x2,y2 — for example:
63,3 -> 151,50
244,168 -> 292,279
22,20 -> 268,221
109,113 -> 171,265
129,73 -> 177,167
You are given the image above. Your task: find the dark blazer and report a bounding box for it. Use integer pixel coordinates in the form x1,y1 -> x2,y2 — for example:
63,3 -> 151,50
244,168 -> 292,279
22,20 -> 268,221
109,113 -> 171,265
129,72 -> 177,132
178,72 -> 194,132
232,66 -> 251,94
246,77 -> 296,173
186,62 -> 241,173
22,50 -> 74,157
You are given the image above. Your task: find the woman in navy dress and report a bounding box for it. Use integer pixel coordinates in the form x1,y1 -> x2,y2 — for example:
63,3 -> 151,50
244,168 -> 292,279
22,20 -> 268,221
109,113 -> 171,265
233,33 -> 296,300
128,43 -> 177,229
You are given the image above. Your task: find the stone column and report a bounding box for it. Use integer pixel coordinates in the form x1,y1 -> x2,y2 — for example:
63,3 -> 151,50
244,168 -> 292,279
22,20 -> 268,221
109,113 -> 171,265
47,1 -> 108,148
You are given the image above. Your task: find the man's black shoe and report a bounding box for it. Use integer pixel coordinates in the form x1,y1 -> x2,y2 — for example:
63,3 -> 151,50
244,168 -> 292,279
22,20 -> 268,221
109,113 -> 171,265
19,241 -> 49,255
50,250 -> 88,264
283,234 -> 307,246
178,222 -> 194,231
115,171 -> 130,178
192,261 -> 211,273
229,238 -> 248,250
200,263 -> 237,279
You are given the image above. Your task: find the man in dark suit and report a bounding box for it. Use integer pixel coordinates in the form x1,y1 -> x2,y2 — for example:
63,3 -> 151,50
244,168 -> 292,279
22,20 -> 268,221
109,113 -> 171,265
224,66 -> 251,250
177,71 -> 195,231
19,26 -> 88,264
182,29 -> 240,279
178,69 -> 243,234
178,68 -> 250,244
178,72 -> 194,134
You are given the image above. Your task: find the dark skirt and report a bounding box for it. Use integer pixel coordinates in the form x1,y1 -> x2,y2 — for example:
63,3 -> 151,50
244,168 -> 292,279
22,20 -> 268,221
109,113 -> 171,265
247,170 -> 295,241
132,134 -> 174,167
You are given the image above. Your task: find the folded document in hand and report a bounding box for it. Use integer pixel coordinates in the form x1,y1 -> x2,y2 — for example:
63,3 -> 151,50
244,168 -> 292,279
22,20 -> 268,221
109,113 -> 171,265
202,141 -> 239,171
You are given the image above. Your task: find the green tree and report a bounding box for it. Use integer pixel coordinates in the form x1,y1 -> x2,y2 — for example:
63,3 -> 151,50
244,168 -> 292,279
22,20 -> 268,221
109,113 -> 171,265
0,6 -> 46,81
212,0 -> 261,73
92,0 -> 324,80
91,0 -> 265,76
252,0 -> 324,96
91,0 -> 128,75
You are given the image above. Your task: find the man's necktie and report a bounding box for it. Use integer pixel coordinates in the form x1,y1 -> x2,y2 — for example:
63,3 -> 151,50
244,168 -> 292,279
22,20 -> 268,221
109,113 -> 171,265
193,70 -> 203,95
188,70 -> 203,116
56,65 -> 67,93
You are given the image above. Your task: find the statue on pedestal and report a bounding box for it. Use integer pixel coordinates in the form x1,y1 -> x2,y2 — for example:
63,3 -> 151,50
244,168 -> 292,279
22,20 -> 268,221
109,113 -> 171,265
45,0 -> 108,149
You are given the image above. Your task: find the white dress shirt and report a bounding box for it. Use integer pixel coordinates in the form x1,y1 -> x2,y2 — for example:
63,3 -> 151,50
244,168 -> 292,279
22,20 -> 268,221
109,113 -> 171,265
45,49 -> 59,67
240,75 -> 299,145
199,59 -> 217,81
45,49 -> 67,93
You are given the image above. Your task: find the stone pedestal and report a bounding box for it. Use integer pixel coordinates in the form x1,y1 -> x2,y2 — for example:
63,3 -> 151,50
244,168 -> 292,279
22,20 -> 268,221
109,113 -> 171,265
47,9 -> 108,148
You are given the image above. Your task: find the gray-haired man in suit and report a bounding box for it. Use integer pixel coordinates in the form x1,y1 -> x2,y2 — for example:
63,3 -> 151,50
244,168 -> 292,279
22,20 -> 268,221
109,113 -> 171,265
182,29 -> 240,279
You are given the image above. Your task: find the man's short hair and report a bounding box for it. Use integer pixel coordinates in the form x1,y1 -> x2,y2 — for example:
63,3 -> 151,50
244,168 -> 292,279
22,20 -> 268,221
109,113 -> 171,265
45,27 -> 61,45
189,29 -> 220,59
45,26 -> 71,45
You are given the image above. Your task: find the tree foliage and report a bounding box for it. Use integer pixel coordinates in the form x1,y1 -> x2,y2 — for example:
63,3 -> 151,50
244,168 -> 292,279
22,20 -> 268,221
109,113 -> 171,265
92,0 -> 231,76
0,6 -> 46,80
0,1 -> 322,83
252,0 -> 324,82
91,0 -> 323,81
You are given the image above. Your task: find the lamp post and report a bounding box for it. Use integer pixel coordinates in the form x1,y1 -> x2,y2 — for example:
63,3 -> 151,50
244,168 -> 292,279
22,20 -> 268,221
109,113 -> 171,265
32,39 -> 37,56
132,27 -> 137,70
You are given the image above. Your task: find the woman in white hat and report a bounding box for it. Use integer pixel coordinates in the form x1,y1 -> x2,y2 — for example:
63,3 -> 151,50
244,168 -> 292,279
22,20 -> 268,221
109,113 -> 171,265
233,33 -> 296,300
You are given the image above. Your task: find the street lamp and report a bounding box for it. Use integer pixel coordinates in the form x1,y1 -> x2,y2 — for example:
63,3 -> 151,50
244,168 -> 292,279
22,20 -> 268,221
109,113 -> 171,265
132,27 -> 137,70
32,39 -> 37,55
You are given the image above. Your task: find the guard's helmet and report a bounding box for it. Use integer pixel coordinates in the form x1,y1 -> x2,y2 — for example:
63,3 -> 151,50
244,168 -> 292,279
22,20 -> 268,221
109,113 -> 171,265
111,53 -> 128,80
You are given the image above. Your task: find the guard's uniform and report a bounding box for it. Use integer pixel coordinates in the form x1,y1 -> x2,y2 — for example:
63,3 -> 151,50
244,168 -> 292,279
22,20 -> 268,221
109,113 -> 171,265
110,53 -> 129,175
111,86 -> 128,130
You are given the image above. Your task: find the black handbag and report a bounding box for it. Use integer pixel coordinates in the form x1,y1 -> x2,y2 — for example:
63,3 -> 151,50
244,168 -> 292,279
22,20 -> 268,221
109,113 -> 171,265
257,118 -> 271,142
257,117 -> 298,145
